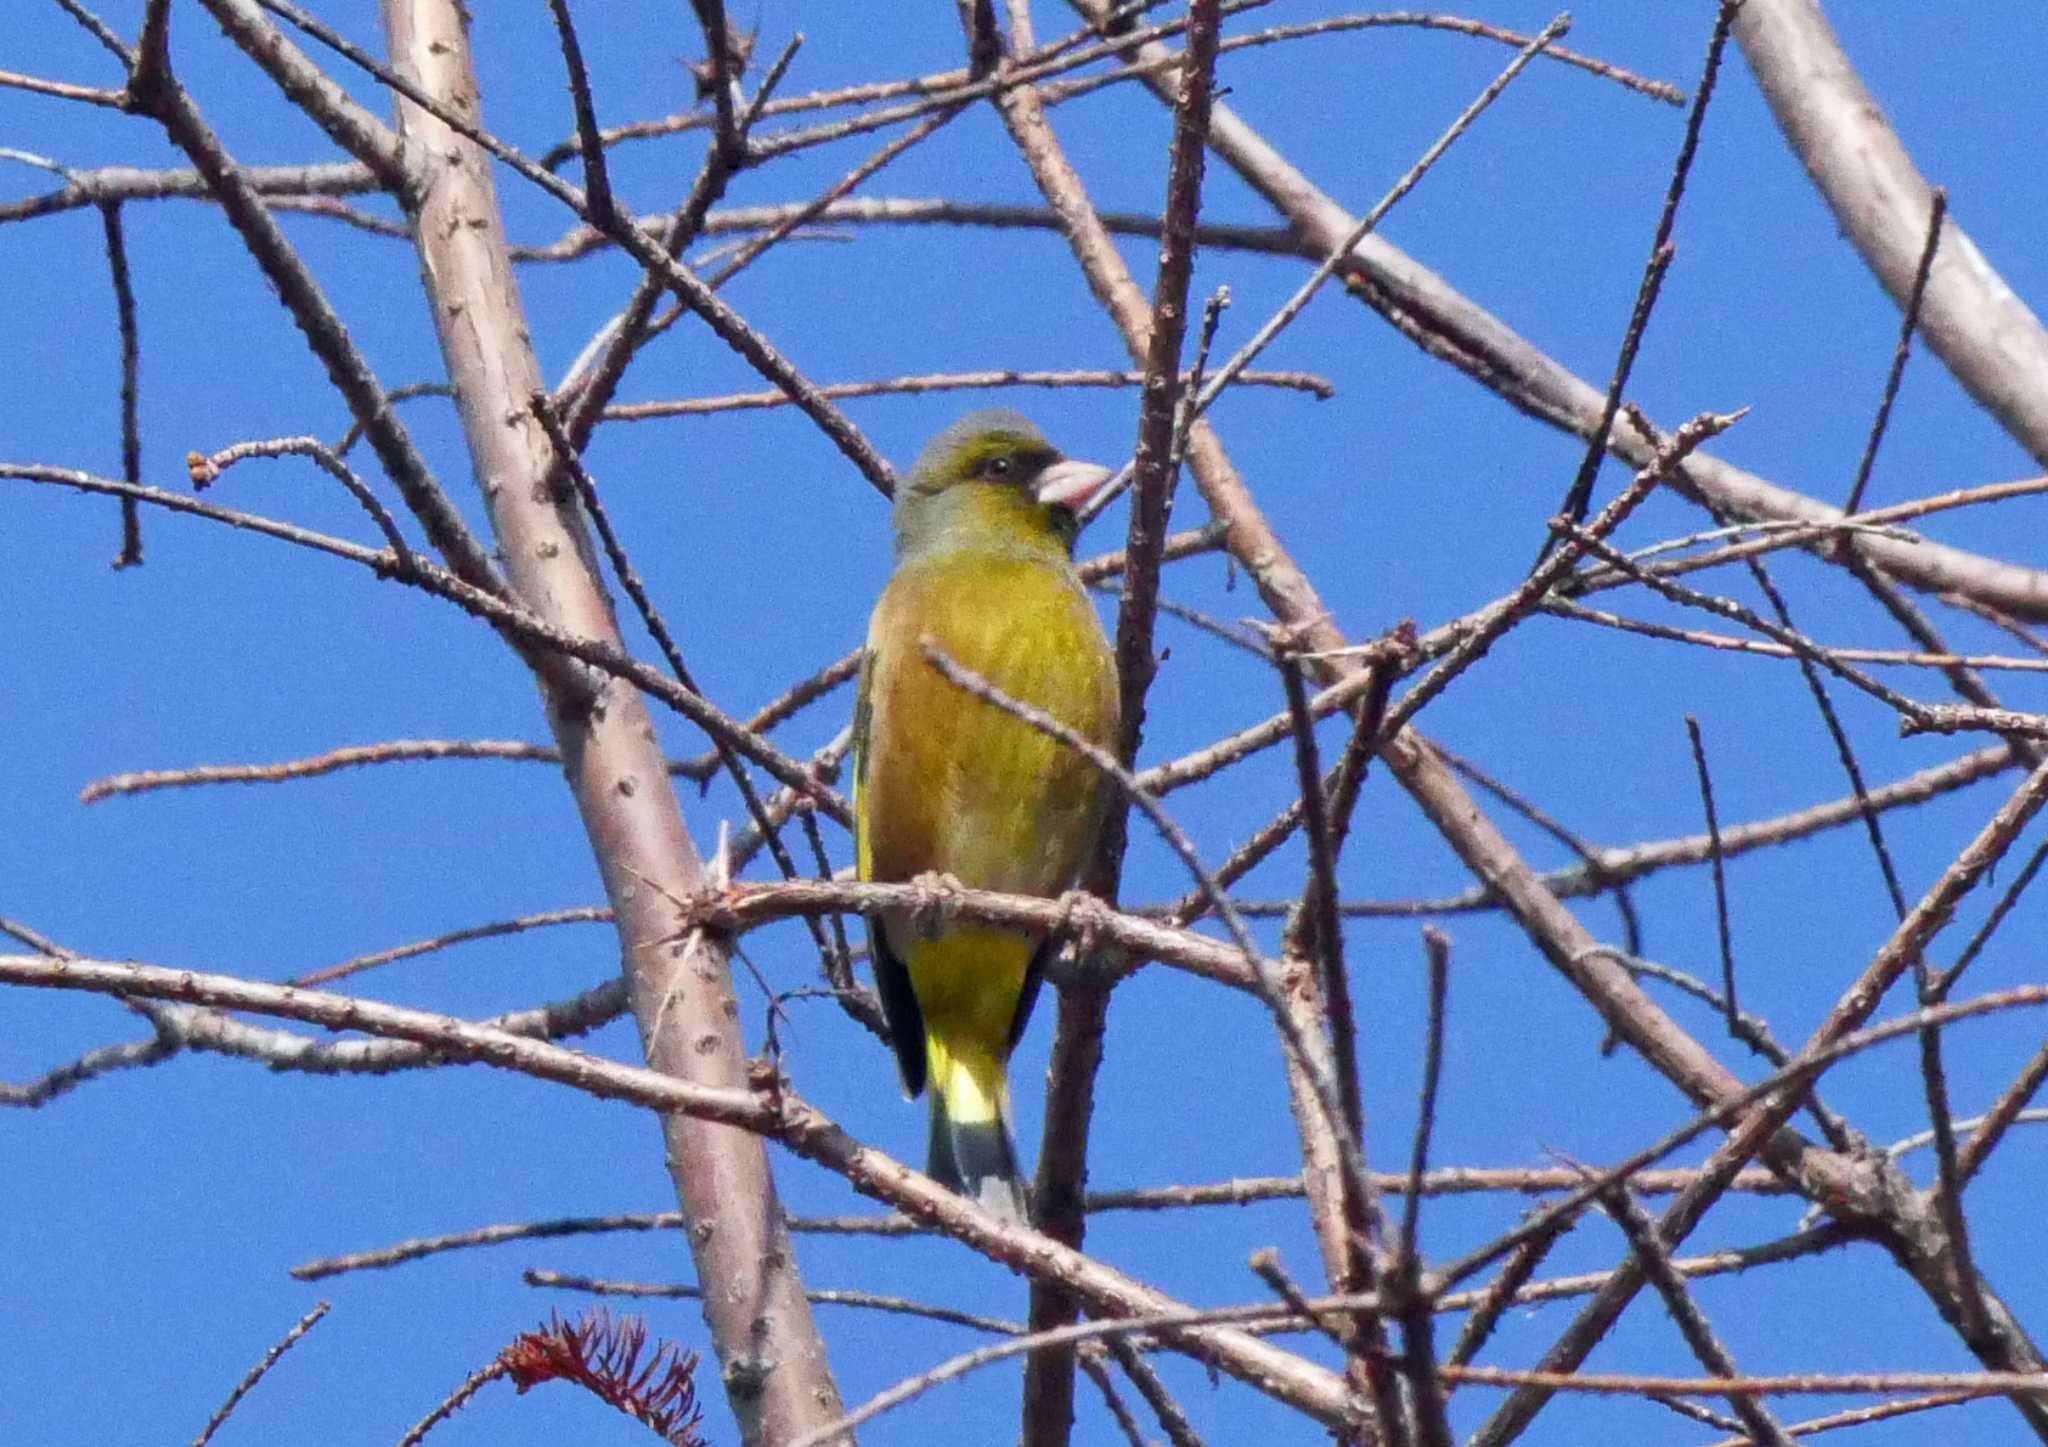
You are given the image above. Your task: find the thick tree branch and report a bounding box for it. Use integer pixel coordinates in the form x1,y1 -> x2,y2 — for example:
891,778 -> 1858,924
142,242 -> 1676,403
375,4 -> 843,1440
1733,0 -> 2048,470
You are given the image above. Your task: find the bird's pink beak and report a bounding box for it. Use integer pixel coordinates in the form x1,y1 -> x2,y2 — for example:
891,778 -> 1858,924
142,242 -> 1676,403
1033,459 -> 1114,512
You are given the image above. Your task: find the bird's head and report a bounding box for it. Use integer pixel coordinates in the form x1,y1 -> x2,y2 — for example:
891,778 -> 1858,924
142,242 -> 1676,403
893,409 -> 1113,563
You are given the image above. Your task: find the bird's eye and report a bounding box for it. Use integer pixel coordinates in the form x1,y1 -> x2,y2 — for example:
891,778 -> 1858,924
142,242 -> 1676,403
986,456 -> 1012,478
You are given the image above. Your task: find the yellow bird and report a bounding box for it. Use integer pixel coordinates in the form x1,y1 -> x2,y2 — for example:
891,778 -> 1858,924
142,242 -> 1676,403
854,411 -> 1120,1221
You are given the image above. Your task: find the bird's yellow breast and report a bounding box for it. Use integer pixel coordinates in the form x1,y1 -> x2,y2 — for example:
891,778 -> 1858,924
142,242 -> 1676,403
857,549 -> 1118,897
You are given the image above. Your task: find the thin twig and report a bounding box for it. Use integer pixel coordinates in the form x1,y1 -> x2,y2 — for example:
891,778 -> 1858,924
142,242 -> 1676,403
1275,643 -> 1362,1149
1957,1046 -> 2048,1187
48,0 -> 134,66
1299,744 -> 2012,919
525,1269 -> 1021,1336
332,381 -> 451,456
1545,598 -> 2048,674
1375,409 -> 1741,743
136,977 -> 627,1081
0,68 -> 126,107
1442,1365 -> 2048,1399
542,0 -> 613,223
1608,951 -> 1791,1070
82,739 -> 562,805
1559,523 -> 1933,728
1437,747 -> 1641,956
189,436 -> 416,570
1841,552 -> 2044,770
1401,928 -> 1451,1264
1941,829 -> 2048,998
190,1302 -> 330,1447
1843,188 -> 1947,515
1944,590 -> 2048,658
1696,1391 -> 1982,1447
1561,475 -> 2048,603
1078,1352 -> 1150,1447
1548,0 -> 1736,546
686,0 -> 741,160
283,1160 -> 1821,1281
292,907 -> 613,988
1684,716 -> 1739,1038
98,201 -> 144,567
0,1028 -> 177,1107
1193,5 -> 1567,404
1104,1337 -> 1212,1447
1870,570 -> 2025,1342
393,1362 -> 508,1447
1138,655 -> 1396,799
1916,977 -> 1991,1343
704,104 -> 968,291
555,35 -> 799,452
603,368 -> 1329,421
1601,1186 -> 1798,1447
6,464 -> 846,818
1444,1212 -> 1571,1373
1643,1393 -> 1745,1433
1725,527 -> 1912,924
1396,927 -> 1457,1447
1249,1249 -> 1348,1349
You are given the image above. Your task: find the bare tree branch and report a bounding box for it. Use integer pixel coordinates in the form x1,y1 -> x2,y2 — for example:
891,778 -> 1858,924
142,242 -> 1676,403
0,950 -> 1361,1428
1733,1 -> 2048,469
189,1302 -> 330,1447
374,5 -> 843,1439
1061,0 -> 2048,620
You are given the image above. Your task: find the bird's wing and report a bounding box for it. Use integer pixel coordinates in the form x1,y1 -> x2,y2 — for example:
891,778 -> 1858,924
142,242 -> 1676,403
1005,593 -> 1117,1052
1006,937 -> 1054,1054
854,629 -> 929,1097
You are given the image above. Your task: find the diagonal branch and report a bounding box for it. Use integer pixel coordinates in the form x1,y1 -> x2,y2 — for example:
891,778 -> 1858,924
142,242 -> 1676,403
1059,0 -> 2048,620
115,47 -> 498,594
1470,750 -> 2048,1445
1601,1185 -> 1799,1447
1733,0 -> 2048,469
199,0 -> 412,194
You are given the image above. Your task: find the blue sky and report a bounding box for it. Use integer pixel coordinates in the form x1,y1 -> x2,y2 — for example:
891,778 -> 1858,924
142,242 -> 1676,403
7,4 -> 2048,1444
